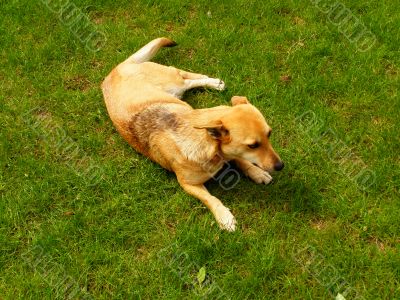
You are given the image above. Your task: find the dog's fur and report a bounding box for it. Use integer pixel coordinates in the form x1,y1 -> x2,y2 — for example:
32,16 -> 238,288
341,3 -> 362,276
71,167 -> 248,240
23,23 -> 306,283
101,38 -> 283,231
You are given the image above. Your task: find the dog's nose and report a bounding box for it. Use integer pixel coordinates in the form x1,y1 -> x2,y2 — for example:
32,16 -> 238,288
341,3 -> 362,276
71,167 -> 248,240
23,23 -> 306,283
274,161 -> 284,171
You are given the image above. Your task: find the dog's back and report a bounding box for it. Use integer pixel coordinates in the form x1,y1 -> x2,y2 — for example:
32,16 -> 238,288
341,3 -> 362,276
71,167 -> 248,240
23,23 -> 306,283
101,38 -> 193,159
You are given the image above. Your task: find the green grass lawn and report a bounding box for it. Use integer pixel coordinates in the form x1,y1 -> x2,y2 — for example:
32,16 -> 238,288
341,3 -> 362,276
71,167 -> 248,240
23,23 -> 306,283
1,0 -> 399,299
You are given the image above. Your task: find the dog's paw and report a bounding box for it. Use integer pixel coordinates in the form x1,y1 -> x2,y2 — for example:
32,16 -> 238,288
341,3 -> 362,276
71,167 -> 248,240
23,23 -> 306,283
247,167 -> 273,185
215,79 -> 225,91
207,78 -> 225,91
215,205 -> 236,232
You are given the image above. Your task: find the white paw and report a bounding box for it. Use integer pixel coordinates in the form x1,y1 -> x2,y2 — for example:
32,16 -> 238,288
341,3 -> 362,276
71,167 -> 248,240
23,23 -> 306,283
216,79 -> 225,91
207,78 -> 225,91
247,167 -> 273,185
215,205 -> 236,232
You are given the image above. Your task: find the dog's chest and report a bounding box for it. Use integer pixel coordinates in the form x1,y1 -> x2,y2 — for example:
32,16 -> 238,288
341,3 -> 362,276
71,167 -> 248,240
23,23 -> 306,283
199,153 -> 225,177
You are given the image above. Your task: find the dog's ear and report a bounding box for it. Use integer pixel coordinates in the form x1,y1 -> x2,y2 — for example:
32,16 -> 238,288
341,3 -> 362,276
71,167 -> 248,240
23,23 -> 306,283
194,120 -> 230,142
231,96 -> 250,106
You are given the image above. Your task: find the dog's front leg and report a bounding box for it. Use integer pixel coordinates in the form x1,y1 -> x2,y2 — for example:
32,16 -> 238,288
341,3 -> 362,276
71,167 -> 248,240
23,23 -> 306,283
178,181 -> 236,231
235,159 -> 273,185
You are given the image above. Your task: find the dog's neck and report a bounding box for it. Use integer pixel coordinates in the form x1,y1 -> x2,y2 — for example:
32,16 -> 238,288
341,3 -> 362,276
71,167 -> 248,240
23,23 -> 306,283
167,107 -> 227,164
189,105 -> 231,127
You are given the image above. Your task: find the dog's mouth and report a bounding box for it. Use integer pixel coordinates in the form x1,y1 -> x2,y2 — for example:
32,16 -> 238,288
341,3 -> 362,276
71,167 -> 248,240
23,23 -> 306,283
252,162 -> 278,173
252,162 -> 284,172
252,162 -> 270,172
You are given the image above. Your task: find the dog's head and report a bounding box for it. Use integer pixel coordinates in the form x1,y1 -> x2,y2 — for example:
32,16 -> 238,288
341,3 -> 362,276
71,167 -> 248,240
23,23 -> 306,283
196,96 -> 284,172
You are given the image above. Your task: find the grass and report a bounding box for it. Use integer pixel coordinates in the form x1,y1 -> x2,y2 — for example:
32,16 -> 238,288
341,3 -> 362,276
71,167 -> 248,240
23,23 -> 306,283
1,0 -> 399,299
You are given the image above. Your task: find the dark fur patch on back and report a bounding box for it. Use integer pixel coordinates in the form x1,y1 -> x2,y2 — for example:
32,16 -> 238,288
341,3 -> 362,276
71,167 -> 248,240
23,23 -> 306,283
128,105 -> 180,156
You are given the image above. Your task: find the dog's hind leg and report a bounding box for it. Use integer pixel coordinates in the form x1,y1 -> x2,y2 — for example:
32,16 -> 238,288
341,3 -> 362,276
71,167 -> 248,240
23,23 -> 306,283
183,78 -> 226,91
167,77 -> 225,98
179,70 -> 209,80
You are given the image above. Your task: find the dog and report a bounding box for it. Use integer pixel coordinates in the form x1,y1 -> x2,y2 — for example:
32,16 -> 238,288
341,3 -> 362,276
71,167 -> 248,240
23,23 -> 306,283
101,38 -> 284,231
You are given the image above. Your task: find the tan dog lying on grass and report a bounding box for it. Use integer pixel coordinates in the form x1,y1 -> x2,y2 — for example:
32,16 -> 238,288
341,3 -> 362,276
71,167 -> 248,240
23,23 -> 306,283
101,38 -> 284,231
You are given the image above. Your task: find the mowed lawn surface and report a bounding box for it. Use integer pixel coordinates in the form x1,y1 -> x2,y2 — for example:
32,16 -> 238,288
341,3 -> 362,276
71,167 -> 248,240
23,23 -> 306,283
1,0 -> 399,299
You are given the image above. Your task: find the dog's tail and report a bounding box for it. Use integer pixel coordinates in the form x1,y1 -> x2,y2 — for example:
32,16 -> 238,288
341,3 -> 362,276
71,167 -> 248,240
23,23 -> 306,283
123,37 -> 177,64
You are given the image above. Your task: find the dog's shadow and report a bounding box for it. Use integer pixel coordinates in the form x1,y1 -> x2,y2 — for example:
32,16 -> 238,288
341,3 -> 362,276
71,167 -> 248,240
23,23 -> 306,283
205,164 -> 323,215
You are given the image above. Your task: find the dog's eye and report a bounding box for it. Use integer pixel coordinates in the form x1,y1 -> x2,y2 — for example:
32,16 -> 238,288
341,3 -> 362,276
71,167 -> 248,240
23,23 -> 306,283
267,130 -> 272,138
248,142 -> 260,149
